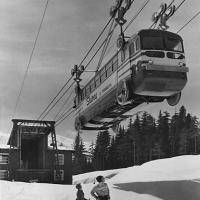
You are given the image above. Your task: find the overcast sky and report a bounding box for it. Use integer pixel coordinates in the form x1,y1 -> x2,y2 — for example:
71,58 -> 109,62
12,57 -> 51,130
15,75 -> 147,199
0,0 -> 200,142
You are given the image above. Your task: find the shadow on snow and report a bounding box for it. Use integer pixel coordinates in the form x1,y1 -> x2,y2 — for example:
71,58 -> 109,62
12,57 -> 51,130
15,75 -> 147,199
114,179 -> 200,200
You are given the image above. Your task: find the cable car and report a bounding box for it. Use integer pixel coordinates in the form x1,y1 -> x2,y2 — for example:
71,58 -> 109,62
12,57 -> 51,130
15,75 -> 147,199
73,29 -> 188,130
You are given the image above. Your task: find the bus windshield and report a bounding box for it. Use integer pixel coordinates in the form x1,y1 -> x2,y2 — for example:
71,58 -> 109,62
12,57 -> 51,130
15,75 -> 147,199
142,36 -> 164,50
141,34 -> 183,52
165,36 -> 183,52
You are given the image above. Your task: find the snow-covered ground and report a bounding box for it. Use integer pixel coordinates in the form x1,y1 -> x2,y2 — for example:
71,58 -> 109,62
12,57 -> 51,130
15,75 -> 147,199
1,155 -> 200,200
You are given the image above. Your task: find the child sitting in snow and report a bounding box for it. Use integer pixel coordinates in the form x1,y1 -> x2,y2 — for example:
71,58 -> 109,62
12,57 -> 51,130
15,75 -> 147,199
76,183 -> 88,200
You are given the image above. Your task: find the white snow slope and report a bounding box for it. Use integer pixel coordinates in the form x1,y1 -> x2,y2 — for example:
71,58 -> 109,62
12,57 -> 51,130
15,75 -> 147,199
1,155 -> 200,200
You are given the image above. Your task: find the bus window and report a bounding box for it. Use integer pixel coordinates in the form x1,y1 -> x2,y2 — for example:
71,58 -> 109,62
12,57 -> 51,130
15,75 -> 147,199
100,67 -> 107,82
90,79 -> 95,92
136,38 -> 140,51
107,66 -> 112,77
107,61 -> 113,77
141,36 -> 164,50
113,55 -> 118,71
125,45 -> 129,58
95,73 -> 101,88
85,85 -> 91,97
165,36 -> 183,52
81,88 -> 85,100
121,50 -> 125,62
129,42 -> 135,56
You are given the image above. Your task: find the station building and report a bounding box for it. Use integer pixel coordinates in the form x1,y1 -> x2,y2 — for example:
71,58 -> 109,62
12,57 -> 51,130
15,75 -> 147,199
0,119 -> 73,184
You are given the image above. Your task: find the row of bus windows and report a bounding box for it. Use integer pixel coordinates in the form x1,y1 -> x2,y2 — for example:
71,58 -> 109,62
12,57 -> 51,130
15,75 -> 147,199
78,38 -> 140,102
80,55 -> 118,101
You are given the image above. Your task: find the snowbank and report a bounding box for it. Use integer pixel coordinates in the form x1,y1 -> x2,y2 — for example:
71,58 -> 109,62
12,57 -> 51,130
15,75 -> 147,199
74,155 -> 200,184
1,155 -> 200,200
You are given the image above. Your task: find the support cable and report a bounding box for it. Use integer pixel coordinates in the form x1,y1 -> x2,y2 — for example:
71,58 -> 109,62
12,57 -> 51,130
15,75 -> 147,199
53,89 -> 74,121
124,0 -> 151,32
177,11 -> 200,33
55,0 -> 199,128
175,0 -> 186,12
96,18 -> 116,72
38,15 -> 115,120
79,17 -> 114,67
53,0 -> 152,127
37,77 -> 73,120
54,29 -> 117,126
55,108 -> 75,127
12,0 -> 50,119
53,26 -> 118,123
55,107 -> 73,124
40,81 -> 75,120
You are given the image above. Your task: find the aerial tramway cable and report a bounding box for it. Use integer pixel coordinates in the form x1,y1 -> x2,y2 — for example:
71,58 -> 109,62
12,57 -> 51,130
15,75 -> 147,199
54,0 -> 154,127
79,17 -> 114,68
124,0 -> 151,32
55,108 -> 75,127
54,89 -> 74,121
54,0 -> 194,128
55,1 -> 135,126
55,107 -> 74,124
37,77 -> 74,120
39,2 -> 126,121
11,0 -> 50,120
45,23 -> 117,122
37,10 -> 117,120
177,11 -> 200,33
96,18 -> 116,72
40,81 -> 75,120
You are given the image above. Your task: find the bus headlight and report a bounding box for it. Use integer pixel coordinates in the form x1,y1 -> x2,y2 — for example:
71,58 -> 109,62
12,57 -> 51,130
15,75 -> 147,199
179,62 -> 185,67
148,60 -> 153,65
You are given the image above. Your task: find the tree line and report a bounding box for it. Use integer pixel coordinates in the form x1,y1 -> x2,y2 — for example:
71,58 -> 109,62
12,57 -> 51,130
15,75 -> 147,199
72,106 -> 200,175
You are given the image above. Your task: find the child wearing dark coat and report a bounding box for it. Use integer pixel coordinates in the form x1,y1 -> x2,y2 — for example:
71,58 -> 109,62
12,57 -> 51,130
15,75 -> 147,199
76,183 -> 87,200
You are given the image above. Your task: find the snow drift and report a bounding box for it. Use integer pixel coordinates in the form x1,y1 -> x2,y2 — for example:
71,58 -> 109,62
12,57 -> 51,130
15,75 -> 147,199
1,155 -> 200,200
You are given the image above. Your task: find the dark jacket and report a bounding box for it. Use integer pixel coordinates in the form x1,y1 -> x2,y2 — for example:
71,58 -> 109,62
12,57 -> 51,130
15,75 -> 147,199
76,189 -> 85,200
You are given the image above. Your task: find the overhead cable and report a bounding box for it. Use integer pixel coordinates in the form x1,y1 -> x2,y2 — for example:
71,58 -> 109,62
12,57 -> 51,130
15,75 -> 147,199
55,107 -> 73,124
12,0 -> 50,119
177,11 -> 200,33
38,14 -> 115,120
55,108 -> 75,127
124,0 -> 151,31
54,0 -> 152,127
54,89 -> 74,121
79,17 -> 114,67
96,18 -> 116,71
40,81 -> 75,120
